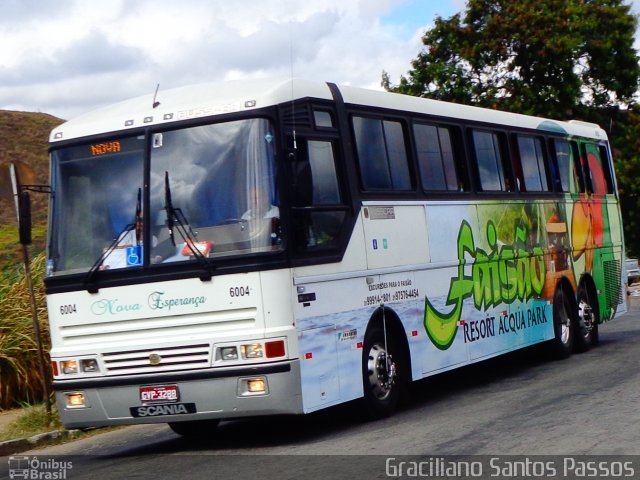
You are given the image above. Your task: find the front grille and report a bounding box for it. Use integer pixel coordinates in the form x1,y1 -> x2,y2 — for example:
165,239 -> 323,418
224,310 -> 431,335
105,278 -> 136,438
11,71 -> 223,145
102,344 -> 211,374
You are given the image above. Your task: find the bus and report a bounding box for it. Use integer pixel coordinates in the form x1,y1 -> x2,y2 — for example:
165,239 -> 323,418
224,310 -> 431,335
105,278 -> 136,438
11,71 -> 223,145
44,78 -> 627,435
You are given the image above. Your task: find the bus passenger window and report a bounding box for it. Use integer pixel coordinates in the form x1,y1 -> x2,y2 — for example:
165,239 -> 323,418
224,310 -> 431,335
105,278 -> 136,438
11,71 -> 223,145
353,116 -> 411,191
582,143 -> 613,194
552,139 -> 581,192
472,130 -> 508,191
413,123 -> 461,191
516,135 -> 548,192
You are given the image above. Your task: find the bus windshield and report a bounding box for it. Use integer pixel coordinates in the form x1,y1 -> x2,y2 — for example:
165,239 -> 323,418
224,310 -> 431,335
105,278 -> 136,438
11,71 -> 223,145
48,136 -> 145,275
48,117 -> 281,276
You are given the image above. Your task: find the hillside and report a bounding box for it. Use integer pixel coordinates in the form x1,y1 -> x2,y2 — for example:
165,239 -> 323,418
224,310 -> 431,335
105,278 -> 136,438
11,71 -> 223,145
0,110 -> 64,270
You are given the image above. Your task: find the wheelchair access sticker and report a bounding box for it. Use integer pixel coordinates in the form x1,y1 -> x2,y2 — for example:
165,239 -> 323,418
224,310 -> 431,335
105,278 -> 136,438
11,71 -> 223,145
126,245 -> 143,266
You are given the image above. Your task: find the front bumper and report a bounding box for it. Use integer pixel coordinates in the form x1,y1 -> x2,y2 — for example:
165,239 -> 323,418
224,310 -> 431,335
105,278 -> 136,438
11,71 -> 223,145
53,360 -> 303,429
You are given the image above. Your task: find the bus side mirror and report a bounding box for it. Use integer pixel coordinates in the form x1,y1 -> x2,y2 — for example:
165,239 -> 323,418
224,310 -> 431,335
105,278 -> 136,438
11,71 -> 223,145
18,190 -> 32,245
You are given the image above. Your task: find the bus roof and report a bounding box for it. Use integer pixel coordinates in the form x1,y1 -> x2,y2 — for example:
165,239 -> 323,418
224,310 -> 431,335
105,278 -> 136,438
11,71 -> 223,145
50,78 -> 607,143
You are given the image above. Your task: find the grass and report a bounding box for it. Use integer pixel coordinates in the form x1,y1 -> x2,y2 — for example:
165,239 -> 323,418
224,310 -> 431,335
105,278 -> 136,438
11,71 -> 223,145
0,252 -> 50,410
0,403 -> 123,450
0,403 -> 61,442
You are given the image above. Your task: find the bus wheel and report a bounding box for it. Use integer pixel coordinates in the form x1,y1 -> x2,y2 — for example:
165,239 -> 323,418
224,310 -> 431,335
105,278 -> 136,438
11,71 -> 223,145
551,287 -> 574,359
168,419 -> 220,437
361,325 -> 401,419
574,285 -> 599,352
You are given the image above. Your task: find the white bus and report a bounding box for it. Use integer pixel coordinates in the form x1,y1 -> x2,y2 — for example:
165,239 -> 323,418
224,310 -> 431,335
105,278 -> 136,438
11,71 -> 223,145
46,79 -> 627,435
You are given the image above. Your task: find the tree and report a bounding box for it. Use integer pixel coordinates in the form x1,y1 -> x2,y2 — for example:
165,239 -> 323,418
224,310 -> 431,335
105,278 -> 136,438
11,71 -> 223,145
383,0 -> 640,119
383,0 -> 640,254
609,107 -> 640,257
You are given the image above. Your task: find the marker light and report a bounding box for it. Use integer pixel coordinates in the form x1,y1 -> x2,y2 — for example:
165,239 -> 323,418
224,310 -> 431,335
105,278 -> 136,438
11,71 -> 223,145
65,392 -> 86,408
265,340 -> 285,358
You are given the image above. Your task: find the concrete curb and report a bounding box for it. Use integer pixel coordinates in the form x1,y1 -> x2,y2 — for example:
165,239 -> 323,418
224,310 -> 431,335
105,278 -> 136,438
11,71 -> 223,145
0,429 -> 80,456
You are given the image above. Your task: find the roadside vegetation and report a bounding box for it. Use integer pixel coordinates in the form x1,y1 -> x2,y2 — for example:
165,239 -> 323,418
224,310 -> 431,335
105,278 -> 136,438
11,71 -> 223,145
0,403 -> 61,442
0,251 -> 50,411
0,110 -> 60,412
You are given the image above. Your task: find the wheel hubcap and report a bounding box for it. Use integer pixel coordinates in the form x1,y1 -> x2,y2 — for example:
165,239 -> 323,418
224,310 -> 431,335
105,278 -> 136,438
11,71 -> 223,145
578,299 -> 593,337
367,343 -> 396,400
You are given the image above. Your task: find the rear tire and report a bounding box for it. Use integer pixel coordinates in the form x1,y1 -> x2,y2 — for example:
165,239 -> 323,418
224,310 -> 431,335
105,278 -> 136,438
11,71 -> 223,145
168,419 -> 220,437
361,325 -> 403,419
574,284 -> 599,352
550,286 -> 574,359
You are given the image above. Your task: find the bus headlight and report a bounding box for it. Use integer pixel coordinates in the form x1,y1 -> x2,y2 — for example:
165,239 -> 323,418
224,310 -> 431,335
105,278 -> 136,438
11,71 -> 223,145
240,343 -> 263,359
57,357 -> 101,376
220,346 -> 239,361
80,359 -> 100,373
61,360 -> 78,375
215,339 -> 287,364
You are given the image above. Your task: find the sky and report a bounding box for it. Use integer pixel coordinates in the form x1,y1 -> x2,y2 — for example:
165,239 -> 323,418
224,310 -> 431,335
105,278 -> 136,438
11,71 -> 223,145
0,0 -> 466,119
0,0 -> 637,121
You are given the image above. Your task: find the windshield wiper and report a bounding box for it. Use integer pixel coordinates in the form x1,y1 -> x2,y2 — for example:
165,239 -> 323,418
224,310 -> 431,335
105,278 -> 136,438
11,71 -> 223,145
84,221 -> 135,293
164,172 -> 175,246
164,171 -> 212,281
135,187 -> 142,245
84,187 -> 143,293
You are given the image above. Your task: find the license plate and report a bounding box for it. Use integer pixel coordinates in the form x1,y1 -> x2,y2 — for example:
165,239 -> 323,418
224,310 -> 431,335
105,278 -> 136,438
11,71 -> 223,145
139,385 -> 179,403
130,403 -> 196,417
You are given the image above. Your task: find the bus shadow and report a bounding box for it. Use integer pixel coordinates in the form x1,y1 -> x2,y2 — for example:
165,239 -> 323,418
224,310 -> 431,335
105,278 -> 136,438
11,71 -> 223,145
115,346 -> 550,456
111,404 -> 365,455
111,325 -> 633,456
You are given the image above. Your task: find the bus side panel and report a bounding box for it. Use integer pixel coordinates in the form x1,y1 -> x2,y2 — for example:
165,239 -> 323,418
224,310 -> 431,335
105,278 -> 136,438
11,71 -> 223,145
295,276 -> 373,413
592,196 -> 627,320
605,195 -> 628,317
362,204 -> 429,269
416,201 -> 557,373
565,192 -> 626,322
415,203 -> 473,372
294,193 -> 627,412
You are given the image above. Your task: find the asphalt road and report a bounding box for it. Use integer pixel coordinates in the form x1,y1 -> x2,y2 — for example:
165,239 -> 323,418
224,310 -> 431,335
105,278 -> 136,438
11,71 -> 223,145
2,297 -> 640,479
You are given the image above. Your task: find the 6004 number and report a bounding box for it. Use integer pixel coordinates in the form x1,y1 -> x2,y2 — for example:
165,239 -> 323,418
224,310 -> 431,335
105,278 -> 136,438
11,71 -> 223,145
230,286 -> 250,298
60,304 -> 77,315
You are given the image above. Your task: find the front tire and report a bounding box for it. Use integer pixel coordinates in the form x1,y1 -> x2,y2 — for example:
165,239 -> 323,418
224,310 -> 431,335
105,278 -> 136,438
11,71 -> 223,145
361,325 -> 402,419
